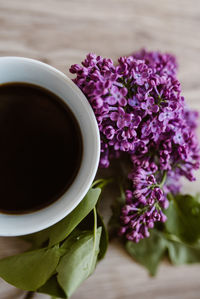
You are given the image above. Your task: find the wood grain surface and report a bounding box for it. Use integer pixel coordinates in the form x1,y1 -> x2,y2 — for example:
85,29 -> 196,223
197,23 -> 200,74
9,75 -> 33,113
0,0 -> 200,298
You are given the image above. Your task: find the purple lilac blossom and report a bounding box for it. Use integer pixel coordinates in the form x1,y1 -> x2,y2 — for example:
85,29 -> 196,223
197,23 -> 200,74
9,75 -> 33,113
70,50 -> 200,243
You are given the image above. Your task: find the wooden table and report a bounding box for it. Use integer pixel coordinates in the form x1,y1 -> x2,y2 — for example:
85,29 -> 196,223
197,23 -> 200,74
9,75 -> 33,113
0,0 -> 200,298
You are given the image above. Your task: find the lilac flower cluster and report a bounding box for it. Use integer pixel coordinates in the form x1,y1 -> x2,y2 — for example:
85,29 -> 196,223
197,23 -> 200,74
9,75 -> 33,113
70,49 -> 200,242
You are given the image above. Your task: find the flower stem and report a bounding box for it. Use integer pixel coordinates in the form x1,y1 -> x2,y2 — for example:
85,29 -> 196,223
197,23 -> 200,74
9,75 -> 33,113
91,179 -> 105,188
159,171 -> 167,188
89,207 -> 97,270
92,178 -> 113,189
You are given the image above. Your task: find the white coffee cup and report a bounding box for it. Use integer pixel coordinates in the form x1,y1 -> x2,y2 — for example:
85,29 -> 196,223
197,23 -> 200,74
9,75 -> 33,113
0,57 -> 100,236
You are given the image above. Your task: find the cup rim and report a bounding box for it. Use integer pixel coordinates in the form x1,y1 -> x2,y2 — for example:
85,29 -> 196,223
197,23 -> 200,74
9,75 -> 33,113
0,56 -> 100,236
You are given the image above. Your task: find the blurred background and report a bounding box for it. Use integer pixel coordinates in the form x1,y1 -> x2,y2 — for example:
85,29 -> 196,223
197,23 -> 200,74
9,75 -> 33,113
0,0 -> 200,298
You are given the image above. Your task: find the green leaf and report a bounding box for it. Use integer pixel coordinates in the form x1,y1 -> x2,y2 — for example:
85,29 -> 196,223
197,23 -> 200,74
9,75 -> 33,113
126,230 -> 167,276
57,228 -> 102,298
167,241 -> 200,265
61,230 -> 91,250
165,194 -> 200,244
125,224 -> 200,276
38,275 -> 66,298
0,245 -> 61,291
23,187 -> 101,248
97,212 -> 108,260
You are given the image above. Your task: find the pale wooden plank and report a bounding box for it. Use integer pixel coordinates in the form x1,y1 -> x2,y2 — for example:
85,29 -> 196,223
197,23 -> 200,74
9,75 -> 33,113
0,0 -> 200,298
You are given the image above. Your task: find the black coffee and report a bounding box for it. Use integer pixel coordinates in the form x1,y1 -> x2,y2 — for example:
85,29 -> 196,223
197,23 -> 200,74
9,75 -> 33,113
0,82 -> 83,214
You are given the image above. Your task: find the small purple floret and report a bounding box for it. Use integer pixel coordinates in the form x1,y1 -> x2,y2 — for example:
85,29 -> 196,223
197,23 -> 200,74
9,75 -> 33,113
70,49 -> 200,243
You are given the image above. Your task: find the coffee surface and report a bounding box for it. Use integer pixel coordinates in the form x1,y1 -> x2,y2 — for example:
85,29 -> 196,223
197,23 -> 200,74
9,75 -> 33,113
0,83 -> 82,214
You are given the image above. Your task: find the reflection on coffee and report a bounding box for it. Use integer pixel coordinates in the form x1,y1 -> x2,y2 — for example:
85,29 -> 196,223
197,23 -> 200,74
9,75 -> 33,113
0,83 -> 83,214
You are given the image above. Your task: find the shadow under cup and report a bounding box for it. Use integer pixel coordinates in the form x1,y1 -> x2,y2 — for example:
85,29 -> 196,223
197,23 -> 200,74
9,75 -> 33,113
0,57 -> 100,237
